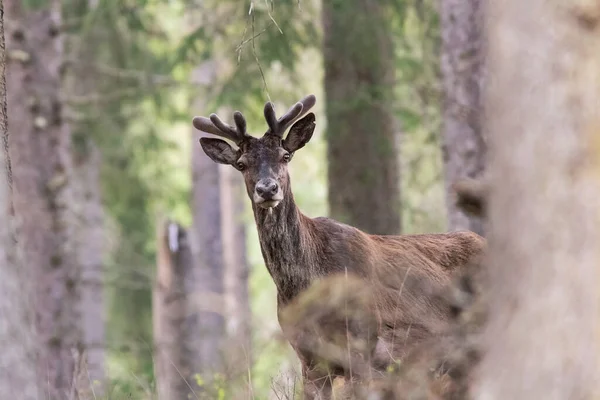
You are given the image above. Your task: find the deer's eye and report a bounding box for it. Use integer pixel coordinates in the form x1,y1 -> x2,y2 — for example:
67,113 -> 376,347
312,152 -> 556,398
282,153 -> 291,163
236,161 -> 245,170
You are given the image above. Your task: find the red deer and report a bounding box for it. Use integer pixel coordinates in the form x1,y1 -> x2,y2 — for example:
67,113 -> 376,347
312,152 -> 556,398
193,95 -> 485,399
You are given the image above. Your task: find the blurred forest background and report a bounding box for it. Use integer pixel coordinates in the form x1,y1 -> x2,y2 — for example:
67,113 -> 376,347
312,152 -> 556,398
2,0 -> 488,398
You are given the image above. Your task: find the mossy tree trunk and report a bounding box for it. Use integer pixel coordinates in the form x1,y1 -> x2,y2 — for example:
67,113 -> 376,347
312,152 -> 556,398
5,1 -> 80,398
0,1 -> 41,397
322,0 -> 401,235
475,0 -> 600,397
440,0 -> 486,236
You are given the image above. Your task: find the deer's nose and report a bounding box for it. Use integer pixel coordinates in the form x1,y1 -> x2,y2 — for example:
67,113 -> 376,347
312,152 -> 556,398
255,179 -> 279,199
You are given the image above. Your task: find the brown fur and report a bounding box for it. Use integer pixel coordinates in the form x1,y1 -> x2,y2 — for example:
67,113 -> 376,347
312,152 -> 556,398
343,179 -> 489,400
195,96 -> 487,399
298,240 -> 489,400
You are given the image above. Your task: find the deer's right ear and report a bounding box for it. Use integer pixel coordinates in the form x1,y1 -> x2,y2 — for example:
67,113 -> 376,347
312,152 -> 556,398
199,137 -> 238,165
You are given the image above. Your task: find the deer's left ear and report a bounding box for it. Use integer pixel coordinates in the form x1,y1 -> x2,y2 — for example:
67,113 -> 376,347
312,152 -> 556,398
283,113 -> 316,153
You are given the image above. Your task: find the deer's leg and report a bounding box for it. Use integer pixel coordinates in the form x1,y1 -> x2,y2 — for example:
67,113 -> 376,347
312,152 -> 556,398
301,363 -> 334,400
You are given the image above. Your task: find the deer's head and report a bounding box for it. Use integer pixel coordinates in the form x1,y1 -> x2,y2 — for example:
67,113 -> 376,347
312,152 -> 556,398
194,95 -> 317,209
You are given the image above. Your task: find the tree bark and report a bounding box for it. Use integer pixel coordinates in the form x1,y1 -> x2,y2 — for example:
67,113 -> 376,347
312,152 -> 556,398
322,0 -> 401,235
153,219 -> 202,400
72,143 -> 105,398
440,0 -> 486,236
191,138 -> 226,377
0,1 -> 41,397
474,0 -> 600,398
191,61 -> 226,378
64,1 -> 107,393
5,1 -> 80,398
220,163 -> 252,396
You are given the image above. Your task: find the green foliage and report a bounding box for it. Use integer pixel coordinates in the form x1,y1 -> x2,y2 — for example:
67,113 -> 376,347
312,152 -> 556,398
176,0 -> 320,108
193,373 -> 228,400
23,0 -> 50,9
391,0 -> 447,233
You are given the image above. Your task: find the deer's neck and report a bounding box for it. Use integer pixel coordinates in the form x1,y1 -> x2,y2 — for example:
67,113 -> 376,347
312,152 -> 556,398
252,187 -> 317,303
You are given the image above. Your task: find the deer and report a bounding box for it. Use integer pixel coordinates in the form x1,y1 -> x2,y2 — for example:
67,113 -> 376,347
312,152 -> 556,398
193,94 -> 486,399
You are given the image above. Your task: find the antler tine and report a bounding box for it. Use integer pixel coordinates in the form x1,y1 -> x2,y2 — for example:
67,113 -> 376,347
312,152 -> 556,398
193,116 -> 232,139
263,94 -> 317,138
291,94 -> 316,122
233,111 -> 247,137
192,111 -> 249,146
298,94 -> 316,116
264,102 -> 279,134
210,114 -> 239,137
275,102 -> 304,136
277,94 -> 317,135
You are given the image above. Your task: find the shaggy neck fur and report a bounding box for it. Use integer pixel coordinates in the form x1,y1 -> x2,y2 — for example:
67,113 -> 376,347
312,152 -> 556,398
252,181 -> 317,304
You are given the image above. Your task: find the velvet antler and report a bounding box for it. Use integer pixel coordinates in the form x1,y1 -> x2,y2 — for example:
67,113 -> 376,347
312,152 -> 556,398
264,94 -> 316,138
192,110 -> 250,146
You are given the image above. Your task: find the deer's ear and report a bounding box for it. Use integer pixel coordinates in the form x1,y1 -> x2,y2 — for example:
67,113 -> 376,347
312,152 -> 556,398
199,137 -> 238,165
283,113 -> 316,153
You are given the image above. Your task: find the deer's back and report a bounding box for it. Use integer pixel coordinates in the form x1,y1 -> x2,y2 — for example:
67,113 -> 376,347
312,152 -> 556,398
374,231 -> 485,271
305,218 -> 485,287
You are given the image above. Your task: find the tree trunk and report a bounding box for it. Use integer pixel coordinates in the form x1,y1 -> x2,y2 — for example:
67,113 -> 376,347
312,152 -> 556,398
5,1 -> 80,398
322,0 -> 401,235
191,133 -> 226,378
64,3 -> 107,393
153,219 -> 202,400
64,1 -> 107,393
72,143 -> 105,398
474,0 -> 600,398
191,60 -> 226,379
0,2 -> 41,397
220,163 -> 252,396
440,0 -> 486,236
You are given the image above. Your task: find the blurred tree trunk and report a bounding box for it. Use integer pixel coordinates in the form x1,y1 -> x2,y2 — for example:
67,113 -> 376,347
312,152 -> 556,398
5,1 -> 80,399
474,0 -> 600,398
191,61 -> 226,379
220,163 -> 252,396
440,0 -> 486,236
153,219 -> 202,400
0,2 -> 41,397
322,0 -> 401,235
65,1 -> 106,394
72,144 -> 105,398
